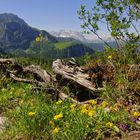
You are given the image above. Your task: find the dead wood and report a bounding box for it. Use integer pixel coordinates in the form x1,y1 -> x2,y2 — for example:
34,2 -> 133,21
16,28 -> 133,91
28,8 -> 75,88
10,73 -> 46,87
0,58 -> 105,103
52,59 -> 105,92
0,58 -> 15,65
23,65 -> 51,83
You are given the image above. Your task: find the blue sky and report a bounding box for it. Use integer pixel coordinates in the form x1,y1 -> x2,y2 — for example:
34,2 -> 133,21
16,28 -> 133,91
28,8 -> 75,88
0,0 -> 93,31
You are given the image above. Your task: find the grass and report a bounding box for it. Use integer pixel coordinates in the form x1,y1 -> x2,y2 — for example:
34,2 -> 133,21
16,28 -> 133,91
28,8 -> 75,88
54,42 -> 75,50
0,77 -> 139,140
0,45 -> 140,139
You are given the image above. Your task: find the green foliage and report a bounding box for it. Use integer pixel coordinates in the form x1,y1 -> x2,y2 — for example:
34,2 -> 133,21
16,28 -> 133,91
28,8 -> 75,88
78,0 -> 140,104
54,42 -> 75,50
76,53 -> 95,65
0,79 -> 139,140
16,57 -> 53,72
18,40 -> 93,60
78,0 -> 140,64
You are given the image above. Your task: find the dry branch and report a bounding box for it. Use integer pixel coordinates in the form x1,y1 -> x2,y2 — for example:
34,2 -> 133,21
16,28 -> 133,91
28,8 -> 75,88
23,65 -> 51,83
10,73 -> 47,87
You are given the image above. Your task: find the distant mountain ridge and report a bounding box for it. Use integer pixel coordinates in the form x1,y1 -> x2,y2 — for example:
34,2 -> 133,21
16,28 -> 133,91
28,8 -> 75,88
0,13 -> 93,58
50,30 -> 113,43
0,13 -> 57,52
51,30 -> 87,42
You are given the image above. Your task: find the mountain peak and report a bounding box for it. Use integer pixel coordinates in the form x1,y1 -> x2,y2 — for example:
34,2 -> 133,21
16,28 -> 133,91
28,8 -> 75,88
0,13 -> 26,25
0,13 -> 57,52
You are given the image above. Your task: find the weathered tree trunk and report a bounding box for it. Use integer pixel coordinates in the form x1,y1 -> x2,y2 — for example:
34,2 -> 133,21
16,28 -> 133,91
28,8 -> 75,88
52,59 -> 105,92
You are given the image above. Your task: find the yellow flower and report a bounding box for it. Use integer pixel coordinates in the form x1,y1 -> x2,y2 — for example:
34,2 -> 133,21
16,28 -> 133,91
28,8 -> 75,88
81,108 -> 88,114
102,101 -> 108,108
70,104 -> 77,109
28,111 -> 36,117
54,113 -> 63,120
133,112 -> 140,118
35,36 -> 40,42
86,124 -> 89,128
88,110 -> 95,117
106,122 -> 113,128
89,99 -> 97,105
53,127 -> 60,134
81,104 -> 89,109
49,121 -> 55,126
56,100 -> 63,105
107,55 -> 112,59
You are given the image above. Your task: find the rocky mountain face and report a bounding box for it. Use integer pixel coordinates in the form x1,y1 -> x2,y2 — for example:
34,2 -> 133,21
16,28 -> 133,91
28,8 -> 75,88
0,13 -> 57,52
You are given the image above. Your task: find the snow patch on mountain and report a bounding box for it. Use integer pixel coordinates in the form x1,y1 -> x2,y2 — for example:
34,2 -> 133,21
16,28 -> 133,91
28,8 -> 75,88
50,30 -> 113,43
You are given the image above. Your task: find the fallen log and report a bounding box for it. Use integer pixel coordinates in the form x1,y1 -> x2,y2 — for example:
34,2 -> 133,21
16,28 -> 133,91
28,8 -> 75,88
52,59 -> 105,92
0,58 -> 104,103
23,65 -> 51,83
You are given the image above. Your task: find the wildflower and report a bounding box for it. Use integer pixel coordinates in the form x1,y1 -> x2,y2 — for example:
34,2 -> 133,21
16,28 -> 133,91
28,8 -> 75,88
53,127 -> 60,134
56,100 -> 63,105
54,113 -> 63,120
133,112 -> 140,118
70,104 -> 77,109
28,111 -> 36,117
107,55 -> 112,59
86,124 -> 89,128
106,122 -> 113,128
89,99 -> 97,105
81,104 -> 89,109
131,117 -> 137,123
36,36 -> 40,42
49,121 -> 55,126
70,104 -> 77,112
119,123 -> 130,131
102,101 -> 108,108
81,108 -> 88,114
88,110 -> 95,117
109,106 -> 113,110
